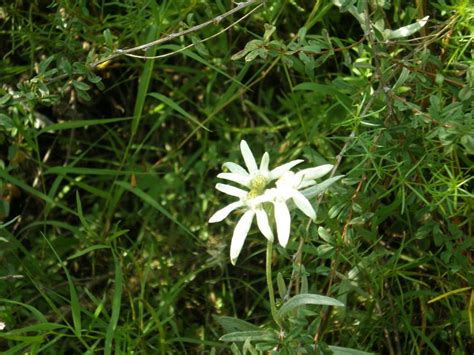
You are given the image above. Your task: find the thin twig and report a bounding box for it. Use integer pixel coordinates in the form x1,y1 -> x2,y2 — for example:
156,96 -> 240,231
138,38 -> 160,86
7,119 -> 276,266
90,0 -> 263,69
123,3 -> 263,60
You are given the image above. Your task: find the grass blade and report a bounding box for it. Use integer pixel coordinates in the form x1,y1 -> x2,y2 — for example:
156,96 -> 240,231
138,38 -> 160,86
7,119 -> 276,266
132,25 -> 158,135
104,251 -> 123,355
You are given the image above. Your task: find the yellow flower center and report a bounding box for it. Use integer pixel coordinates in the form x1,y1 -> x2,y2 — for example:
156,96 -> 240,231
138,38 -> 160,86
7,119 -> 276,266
247,175 -> 267,199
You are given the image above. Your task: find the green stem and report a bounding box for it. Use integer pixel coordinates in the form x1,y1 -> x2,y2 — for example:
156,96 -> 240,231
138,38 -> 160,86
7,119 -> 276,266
266,240 -> 283,330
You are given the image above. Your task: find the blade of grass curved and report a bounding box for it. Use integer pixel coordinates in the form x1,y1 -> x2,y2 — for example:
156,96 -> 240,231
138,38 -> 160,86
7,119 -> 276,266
277,293 -> 344,319
115,180 -> 197,241
42,234 -> 82,338
149,92 -> 209,131
104,251 -> 123,355
0,299 -> 47,323
132,25 -> 158,135
38,117 -> 132,135
0,169 -> 77,216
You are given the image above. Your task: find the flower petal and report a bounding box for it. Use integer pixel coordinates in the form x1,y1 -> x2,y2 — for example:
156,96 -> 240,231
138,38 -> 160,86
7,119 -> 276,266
255,208 -> 274,241
209,201 -> 244,223
216,183 -> 247,198
240,140 -> 258,174
269,159 -> 304,180
217,172 -> 251,187
297,164 -> 333,181
292,190 -> 316,220
259,152 -> 270,175
223,162 -> 248,176
230,210 -> 255,265
275,201 -> 291,247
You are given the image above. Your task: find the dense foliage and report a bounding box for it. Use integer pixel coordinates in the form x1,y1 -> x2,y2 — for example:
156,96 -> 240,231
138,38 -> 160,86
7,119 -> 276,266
0,0 -> 472,353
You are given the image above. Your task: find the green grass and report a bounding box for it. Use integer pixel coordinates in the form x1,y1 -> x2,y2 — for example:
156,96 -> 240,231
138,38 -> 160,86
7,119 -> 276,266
0,0 -> 473,353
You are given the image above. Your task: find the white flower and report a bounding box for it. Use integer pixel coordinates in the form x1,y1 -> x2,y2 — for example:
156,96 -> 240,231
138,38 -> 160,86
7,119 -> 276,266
267,164 -> 334,247
217,140 -> 304,197
209,140 -> 302,265
208,139 -> 336,264
208,184 -> 273,265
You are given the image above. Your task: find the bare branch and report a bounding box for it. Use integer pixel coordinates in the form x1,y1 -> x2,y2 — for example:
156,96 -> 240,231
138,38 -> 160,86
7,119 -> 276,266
91,0 -> 263,69
123,3 -> 263,60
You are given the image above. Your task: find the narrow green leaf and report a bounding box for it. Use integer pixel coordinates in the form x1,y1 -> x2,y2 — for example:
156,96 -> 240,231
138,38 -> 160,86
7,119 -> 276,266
318,227 -> 334,243
213,316 -> 259,333
45,166 -> 126,176
0,334 -> 44,342
385,16 -> 429,39
0,169 -> 77,216
67,245 -> 110,260
72,80 -> 91,91
328,345 -> 374,355
293,83 -> 352,108
0,299 -> 47,323
103,29 -> 113,47
1,322 -> 65,335
302,175 -> 344,199
38,117 -> 132,134
277,293 -> 344,318
104,251 -> 123,355
115,180 -> 197,240
149,92 -> 208,131
76,191 -> 89,231
219,330 -> 276,342
132,25 -> 158,135
42,235 -> 82,337
0,215 -> 20,229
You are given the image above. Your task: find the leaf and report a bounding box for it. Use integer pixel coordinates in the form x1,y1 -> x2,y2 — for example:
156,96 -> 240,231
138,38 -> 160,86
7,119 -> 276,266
45,166 -> 127,176
38,55 -> 55,74
385,16 -> 429,40
318,227 -> 334,244
245,48 -> 267,62
219,330 -> 276,343
132,25 -> 158,135
149,92 -> 208,131
293,83 -> 352,109
231,40 -> 263,60
0,114 -> 13,129
277,293 -> 344,318
328,345 -> 375,355
301,175 -> 344,199
104,251 -> 123,355
0,169 -> 77,216
38,117 -> 132,135
0,322 -> 65,335
458,86 -> 472,101
103,29 -> 113,47
67,245 -> 110,260
263,24 -> 276,42
72,80 -> 91,91
213,316 -> 259,333
42,234 -> 82,337
0,215 -> 20,229
0,299 -> 48,323
115,181 -> 197,240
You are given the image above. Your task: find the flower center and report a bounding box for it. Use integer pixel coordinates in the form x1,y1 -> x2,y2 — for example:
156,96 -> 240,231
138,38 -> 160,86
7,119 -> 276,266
247,174 -> 267,199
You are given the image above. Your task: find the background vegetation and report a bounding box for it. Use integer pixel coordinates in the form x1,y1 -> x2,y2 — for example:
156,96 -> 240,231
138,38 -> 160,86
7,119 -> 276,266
0,0 -> 472,353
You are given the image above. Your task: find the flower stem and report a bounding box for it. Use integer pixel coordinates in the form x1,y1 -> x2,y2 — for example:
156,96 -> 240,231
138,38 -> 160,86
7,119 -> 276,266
266,240 -> 283,330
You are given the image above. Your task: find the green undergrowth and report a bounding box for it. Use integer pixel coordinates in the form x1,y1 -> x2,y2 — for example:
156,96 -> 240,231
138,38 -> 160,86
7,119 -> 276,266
0,0 -> 472,353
